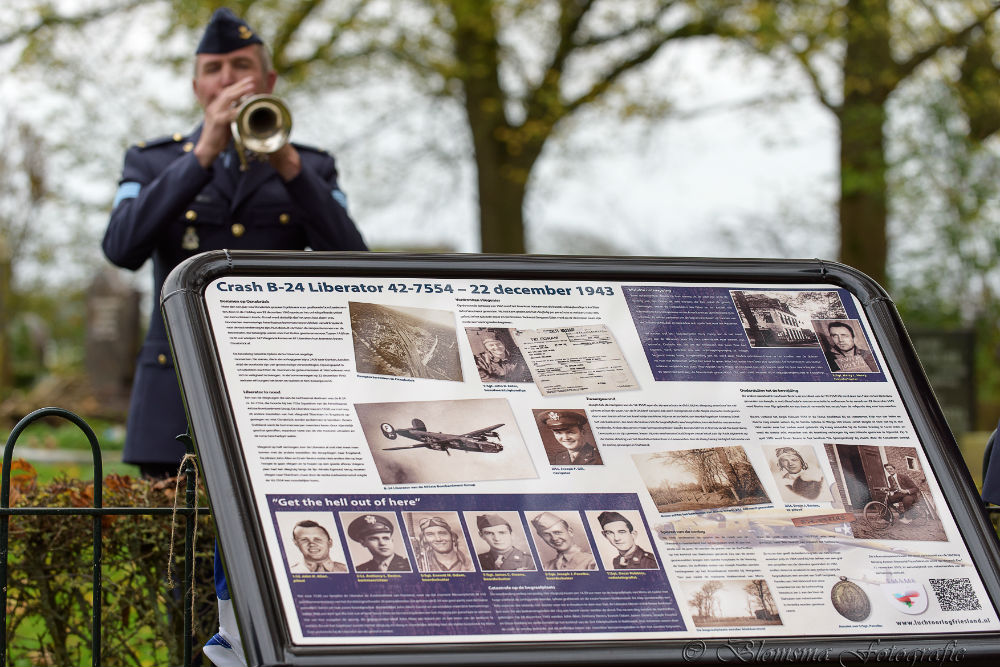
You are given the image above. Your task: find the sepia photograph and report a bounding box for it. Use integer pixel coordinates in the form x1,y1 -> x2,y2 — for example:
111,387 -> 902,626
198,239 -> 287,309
532,408 -> 604,466
341,511 -> 413,572
632,446 -> 771,513
730,290 -> 847,348
350,301 -> 463,381
823,444 -> 945,541
354,398 -> 538,485
586,509 -> 658,570
464,511 -> 537,571
402,511 -> 477,573
766,445 -> 834,503
527,510 -> 598,571
466,327 -> 533,383
680,578 -> 782,628
813,319 -> 880,373
275,512 -> 349,574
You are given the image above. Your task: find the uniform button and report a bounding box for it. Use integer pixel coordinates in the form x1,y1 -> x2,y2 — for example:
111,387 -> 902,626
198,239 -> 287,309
172,133 -> 183,141
157,354 -> 168,365
278,213 -> 290,225
183,142 -> 194,152
185,210 -> 197,221
231,223 -> 245,237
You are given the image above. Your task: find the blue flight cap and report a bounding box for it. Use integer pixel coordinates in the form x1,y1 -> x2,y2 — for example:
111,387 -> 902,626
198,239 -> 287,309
196,7 -> 263,54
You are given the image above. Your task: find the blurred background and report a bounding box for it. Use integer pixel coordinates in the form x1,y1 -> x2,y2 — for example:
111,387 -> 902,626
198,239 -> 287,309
2,0 -> 1000,484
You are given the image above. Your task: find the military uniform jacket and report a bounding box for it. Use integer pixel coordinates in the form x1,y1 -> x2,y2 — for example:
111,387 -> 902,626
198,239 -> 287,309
478,547 -> 536,571
545,544 -> 597,571
825,346 -> 878,373
612,545 -> 658,570
982,419 -> 1000,504
357,554 -> 411,572
552,442 -> 603,466
423,548 -> 474,572
475,351 -> 532,383
103,127 -> 367,465
290,559 -> 348,574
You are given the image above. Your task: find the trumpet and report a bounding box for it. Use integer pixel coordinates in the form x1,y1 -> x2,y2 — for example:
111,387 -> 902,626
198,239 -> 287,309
231,94 -> 292,171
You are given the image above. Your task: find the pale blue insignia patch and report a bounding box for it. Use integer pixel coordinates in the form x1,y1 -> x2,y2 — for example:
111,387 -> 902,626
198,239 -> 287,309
331,188 -> 348,211
113,182 -> 141,209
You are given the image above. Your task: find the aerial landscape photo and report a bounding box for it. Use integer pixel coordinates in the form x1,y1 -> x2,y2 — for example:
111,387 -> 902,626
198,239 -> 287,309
349,302 -> 463,381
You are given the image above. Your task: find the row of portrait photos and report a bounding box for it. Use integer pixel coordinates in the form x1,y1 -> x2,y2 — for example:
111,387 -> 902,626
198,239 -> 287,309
279,507 -> 660,575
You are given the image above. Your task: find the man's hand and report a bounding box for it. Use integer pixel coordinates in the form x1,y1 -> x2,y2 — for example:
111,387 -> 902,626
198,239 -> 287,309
268,143 -> 302,181
194,76 -> 257,169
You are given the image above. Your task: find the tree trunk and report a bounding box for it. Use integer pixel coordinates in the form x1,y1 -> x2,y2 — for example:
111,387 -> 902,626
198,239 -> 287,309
451,1 -> 534,254
838,0 -> 893,288
475,148 -> 528,254
0,235 -> 11,393
838,105 -> 888,287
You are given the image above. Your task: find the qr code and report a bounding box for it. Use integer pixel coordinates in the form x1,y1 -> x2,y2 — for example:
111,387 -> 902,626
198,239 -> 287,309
929,577 -> 982,611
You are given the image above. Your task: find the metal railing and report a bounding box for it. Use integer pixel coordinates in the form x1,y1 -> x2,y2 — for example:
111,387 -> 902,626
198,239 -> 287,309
0,407 -> 211,667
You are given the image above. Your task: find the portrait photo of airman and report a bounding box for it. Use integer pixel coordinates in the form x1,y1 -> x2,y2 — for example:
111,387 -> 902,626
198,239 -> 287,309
464,511 -> 537,571
813,319 -> 879,374
275,512 -> 349,575
767,445 -> 833,503
465,327 -> 533,383
402,511 -> 476,573
533,408 -> 603,466
587,509 -> 658,571
343,512 -> 412,572
529,511 -> 598,571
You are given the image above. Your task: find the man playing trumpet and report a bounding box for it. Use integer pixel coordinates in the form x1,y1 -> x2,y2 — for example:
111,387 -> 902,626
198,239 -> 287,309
103,7 -> 367,479
102,8 -> 367,667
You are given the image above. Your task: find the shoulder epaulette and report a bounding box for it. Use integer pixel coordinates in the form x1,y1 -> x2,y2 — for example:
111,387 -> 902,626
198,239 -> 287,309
291,142 -> 329,156
134,133 -> 190,151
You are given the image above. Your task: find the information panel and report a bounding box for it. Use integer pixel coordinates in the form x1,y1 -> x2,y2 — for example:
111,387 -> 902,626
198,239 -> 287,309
162,252 -> 1000,666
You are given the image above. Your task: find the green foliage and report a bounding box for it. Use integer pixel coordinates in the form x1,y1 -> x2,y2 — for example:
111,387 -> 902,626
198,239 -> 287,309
889,72 -> 1000,419
723,0 -> 1000,287
4,462 -> 216,666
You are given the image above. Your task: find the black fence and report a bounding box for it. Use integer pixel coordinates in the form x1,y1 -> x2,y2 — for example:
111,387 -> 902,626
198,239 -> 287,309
1,407 -> 211,667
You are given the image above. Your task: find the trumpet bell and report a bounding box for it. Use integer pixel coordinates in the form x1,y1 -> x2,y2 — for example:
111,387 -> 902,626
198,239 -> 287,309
232,94 -> 292,155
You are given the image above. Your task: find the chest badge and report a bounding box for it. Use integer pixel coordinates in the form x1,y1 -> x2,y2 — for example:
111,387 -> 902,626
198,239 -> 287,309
182,226 -> 200,251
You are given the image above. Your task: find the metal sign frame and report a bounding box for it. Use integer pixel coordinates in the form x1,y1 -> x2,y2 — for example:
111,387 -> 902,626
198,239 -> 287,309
161,250 -> 1000,666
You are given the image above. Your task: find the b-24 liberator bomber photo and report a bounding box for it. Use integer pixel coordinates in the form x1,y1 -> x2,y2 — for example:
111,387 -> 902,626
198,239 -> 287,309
380,419 -> 505,455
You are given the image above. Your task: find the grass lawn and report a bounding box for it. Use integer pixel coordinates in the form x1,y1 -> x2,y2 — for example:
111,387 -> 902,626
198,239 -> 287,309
3,418 -> 144,483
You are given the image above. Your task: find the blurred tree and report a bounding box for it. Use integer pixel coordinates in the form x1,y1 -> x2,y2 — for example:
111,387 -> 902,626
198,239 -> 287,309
727,0 -> 1000,288
0,121 -> 49,396
890,72 -> 1000,420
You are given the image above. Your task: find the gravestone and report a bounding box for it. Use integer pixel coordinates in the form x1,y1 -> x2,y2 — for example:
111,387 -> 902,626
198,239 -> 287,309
909,329 -> 976,436
85,268 -> 140,413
